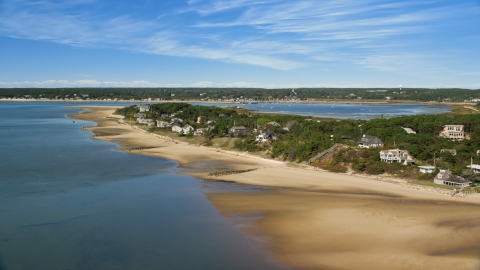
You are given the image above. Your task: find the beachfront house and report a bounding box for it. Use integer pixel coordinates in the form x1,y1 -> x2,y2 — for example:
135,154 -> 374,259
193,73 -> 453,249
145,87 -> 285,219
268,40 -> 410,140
230,126 -> 247,136
439,125 -> 464,140
467,164 -> 480,174
434,170 -> 471,188
194,128 -> 205,136
358,135 -> 384,148
134,113 -> 146,119
402,127 -> 417,134
156,120 -> 170,128
138,118 -> 155,126
182,125 -> 194,134
255,132 -> 276,142
171,123 -> 182,133
138,105 -> 150,112
379,149 -> 414,165
418,166 -> 436,174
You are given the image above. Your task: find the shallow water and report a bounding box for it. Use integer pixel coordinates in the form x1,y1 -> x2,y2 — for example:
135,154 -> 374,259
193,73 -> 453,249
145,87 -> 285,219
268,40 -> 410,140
0,102 -> 290,270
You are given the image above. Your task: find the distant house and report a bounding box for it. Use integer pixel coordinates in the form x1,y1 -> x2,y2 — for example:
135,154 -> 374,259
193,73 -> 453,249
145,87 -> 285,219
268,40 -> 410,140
418,166 -> 436,174
134,113 -> 146,119
156,120 -> 170,128
255,132 -> 276,142
358,135 -> 384,148
434,170 -> 471,188
171,123 -> 182,133
440,149 -> 457,156
230,126 -> 247,136
439,125 -> 464,140
194,128 -> 205,136
266,121 -> 281,127
402,127 -> 416,134
182,125 -> 194,134
139,119 -> 155,126
467,164 -> 480,174
138,105 -> 150,112
171,118 -> 184,123
197,116 -> 206,123
379,149 -> 414,165
477,150 -> 480,156
207,120 -> 215,124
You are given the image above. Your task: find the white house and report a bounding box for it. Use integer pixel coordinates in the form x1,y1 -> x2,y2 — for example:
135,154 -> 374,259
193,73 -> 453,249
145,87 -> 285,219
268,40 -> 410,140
194,128 -> 205,136
171,118 -> 184,123
467,164 -> 480,174
171,123 -> 182,133
434,170 -> 471,188
439,125 -> 464,140
157,120 -> 170,128
418,166 -> 436,174
379,149 -> 414,165
255,132 -> 276,142
182,125 -> 194,134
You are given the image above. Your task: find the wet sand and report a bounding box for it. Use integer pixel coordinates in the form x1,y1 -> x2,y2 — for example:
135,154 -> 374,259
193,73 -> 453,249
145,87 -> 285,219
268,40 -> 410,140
71,106 -> 480,270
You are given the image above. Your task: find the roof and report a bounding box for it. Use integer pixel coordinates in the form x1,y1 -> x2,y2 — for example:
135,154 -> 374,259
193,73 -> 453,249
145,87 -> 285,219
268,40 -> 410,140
359,135 -> 383,145
435,170 -> 471,184
467,164 -> 480,170
231,126 -> 246,130
418,166 -> 435,169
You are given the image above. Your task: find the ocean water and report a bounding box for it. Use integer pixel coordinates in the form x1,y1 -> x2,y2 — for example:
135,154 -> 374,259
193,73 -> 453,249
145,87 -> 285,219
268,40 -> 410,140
193,102 -> 451,120
0,102 -> 289,270
64,100 -> 450,120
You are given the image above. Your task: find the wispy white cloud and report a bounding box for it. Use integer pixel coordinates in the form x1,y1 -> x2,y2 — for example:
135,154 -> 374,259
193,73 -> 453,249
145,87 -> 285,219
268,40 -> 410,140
0,0 -> 478,75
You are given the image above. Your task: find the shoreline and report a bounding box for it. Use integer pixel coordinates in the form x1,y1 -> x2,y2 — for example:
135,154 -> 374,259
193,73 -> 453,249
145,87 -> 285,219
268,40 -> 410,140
71,106 -> 480,270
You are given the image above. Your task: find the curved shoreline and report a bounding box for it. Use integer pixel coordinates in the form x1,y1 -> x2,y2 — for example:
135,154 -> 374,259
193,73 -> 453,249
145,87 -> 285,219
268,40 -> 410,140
71,106 -> 480,270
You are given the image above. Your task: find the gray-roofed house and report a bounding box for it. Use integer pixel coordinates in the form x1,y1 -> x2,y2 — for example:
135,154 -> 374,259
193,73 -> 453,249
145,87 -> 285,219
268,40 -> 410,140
230,126 -> 247,136
138,105 -> 150,112
156,120 -> 170,128
358,135 -> 384,148
434,170 -> 471,187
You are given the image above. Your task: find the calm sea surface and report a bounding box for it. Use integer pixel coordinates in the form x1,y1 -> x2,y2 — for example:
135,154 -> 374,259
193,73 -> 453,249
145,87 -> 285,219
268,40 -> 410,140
193,102 -> 451,120
0,102 -> 289,270
59,101 -> 450,120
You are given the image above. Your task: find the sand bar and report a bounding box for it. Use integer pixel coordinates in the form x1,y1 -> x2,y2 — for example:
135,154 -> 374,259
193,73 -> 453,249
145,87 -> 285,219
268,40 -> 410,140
71,106 -> 480,270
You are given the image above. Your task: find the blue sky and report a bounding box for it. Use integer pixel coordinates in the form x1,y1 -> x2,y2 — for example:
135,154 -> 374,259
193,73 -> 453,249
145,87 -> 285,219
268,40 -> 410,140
0,0 -> 479,88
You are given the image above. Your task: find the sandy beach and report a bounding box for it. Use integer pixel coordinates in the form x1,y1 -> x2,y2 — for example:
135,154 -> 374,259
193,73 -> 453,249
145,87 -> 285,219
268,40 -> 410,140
71,106 -> 480,270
